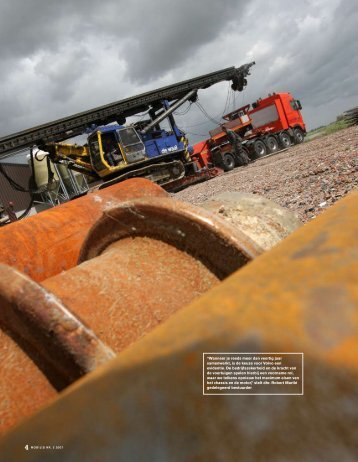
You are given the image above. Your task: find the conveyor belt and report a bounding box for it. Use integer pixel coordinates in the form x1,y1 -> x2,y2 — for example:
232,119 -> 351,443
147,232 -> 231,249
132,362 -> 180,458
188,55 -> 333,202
0,62 -> 255,158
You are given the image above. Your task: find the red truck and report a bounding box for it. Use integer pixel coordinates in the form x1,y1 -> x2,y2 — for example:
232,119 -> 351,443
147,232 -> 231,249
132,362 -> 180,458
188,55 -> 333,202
192,92 -> 306,171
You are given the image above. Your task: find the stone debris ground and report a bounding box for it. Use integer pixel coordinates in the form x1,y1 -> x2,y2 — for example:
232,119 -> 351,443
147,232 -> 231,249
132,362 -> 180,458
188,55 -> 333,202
175,125 -> 358,223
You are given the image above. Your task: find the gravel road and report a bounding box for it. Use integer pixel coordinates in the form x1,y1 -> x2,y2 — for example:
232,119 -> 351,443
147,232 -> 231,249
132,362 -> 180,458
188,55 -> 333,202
175,125 -> 357,222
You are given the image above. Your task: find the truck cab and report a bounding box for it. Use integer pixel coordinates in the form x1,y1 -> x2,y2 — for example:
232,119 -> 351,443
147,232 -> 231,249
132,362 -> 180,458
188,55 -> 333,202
249,92 -> 305,135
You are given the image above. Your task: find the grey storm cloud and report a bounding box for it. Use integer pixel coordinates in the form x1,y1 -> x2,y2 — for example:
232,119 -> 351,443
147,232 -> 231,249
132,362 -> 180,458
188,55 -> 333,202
0,1 -> 95,59
0,0 -> 246,80
113,0 -> 248,82
0,0 -> 357,139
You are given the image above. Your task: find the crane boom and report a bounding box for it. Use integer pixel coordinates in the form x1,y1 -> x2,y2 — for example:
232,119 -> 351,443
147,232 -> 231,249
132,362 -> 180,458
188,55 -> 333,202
0,62 -> 255,158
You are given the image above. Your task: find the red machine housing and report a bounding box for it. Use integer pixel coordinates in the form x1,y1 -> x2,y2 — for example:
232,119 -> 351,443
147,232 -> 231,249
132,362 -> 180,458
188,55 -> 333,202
190,140 -> 211,169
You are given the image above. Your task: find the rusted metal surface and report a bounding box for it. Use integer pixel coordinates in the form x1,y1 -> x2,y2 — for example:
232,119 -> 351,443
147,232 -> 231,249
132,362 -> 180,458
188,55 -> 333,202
79,197 -> 262,277
0,328 -> 57,438
42,198 -> 261,352
200,191 -> 302,250
0,265 -> 114,435
43,238 -> 219,353
0,178 -> 168,282
0,194 -> 261,435
0,191 -> 356,460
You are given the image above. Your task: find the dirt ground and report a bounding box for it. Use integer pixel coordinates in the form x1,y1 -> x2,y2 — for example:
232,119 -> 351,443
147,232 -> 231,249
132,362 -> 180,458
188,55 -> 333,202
175,125 -> 358,223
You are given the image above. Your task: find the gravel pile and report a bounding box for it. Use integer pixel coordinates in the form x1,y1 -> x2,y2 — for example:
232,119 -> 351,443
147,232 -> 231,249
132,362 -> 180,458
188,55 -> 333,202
175,126 -> 358,223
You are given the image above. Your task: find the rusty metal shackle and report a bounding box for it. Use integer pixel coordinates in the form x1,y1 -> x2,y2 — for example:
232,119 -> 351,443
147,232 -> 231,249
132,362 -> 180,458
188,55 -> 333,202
0,195 -> 262,435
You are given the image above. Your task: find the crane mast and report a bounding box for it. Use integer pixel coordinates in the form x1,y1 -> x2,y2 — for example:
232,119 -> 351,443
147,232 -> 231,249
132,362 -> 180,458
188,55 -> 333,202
0,62 -> 255,158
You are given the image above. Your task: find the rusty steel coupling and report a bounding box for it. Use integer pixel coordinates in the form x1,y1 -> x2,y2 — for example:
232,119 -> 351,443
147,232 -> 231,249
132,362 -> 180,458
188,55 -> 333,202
0,182 -> 267,435
0,190 -> 356,461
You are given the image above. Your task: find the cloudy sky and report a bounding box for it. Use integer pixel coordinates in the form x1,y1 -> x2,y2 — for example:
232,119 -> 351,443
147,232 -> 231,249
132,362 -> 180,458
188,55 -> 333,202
0,0 -> 357,144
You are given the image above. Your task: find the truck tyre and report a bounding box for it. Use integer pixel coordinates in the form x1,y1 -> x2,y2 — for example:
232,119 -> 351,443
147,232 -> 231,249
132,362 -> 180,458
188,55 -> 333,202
265,136 -> 279,153
222,153 -> 235,171
253,139 -> 267,158
293,128 -> 305,144
279,131 -> 291,149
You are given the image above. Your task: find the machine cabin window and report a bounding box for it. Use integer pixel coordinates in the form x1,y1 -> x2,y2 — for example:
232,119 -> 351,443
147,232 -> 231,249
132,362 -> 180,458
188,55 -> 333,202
118,128 -> 144,155
118,127 -> 141,146
88,133 -> 104,172
101,132 -> 122,167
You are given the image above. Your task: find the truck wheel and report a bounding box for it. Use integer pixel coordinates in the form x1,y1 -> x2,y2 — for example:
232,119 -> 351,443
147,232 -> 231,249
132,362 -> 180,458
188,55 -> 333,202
253,139 -> 267,158
279,131 -> 291,149
265,136 -> 279,153
222,153 -> 235,171
293,128 -> 305,144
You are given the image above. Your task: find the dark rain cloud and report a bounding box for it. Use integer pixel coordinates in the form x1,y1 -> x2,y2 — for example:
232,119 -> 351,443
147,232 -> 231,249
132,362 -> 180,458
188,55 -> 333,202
0,0 -> 357,138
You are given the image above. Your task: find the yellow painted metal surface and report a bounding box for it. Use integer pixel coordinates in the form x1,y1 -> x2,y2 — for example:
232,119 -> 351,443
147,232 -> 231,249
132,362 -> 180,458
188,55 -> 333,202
95,130 -> 111,176
54,143 -> 89,158
0,190 -> 357,461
